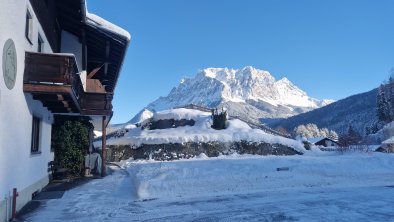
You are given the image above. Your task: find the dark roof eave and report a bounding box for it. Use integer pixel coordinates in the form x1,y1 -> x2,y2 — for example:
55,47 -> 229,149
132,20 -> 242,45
84,23 -> 130,92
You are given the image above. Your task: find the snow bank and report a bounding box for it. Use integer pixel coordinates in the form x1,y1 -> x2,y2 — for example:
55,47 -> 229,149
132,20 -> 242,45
93,130 -> 102,138
153,108 -> 211,121
104,108 -> 305,153
125,152 -> 394,200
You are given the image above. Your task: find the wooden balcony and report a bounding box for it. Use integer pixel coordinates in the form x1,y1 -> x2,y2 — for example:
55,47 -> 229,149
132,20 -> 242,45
24,52 -> 114,116
24,52 -> 82,113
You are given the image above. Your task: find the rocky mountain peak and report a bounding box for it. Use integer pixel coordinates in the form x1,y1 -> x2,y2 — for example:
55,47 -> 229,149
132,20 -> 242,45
130,66 -> 333,123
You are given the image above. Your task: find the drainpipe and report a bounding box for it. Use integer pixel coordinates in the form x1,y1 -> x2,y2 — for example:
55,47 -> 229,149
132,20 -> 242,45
80,0 -> 87,72
12,188 -> 18,220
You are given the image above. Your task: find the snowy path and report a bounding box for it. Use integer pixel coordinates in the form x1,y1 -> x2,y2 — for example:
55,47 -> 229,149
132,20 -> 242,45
23,153 -> 394,221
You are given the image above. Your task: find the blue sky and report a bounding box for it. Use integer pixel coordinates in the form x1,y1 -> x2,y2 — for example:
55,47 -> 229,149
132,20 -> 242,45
88,0 -> 394,124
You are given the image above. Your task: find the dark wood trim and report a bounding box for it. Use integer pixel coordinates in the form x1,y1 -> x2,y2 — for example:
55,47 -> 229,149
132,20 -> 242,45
81,28 -> 87,70
101,115 -> 107,177
24,84 -> 82,113
104,41 -> 110,76
29,0 -> 61,52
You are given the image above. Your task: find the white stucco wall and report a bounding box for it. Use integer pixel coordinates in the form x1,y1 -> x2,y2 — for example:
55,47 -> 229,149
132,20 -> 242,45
61,31 -> 83,72
0,0 -> 55,220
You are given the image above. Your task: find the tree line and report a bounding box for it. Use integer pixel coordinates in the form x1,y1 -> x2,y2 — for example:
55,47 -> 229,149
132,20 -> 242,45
376,71 -> 394,124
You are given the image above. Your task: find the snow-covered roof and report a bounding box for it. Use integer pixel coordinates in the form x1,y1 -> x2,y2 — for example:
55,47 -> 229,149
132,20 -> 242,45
307,137 -> 338,144
307,137 -> 326,144
382,136 -> 394,144
86,12 -> 131,41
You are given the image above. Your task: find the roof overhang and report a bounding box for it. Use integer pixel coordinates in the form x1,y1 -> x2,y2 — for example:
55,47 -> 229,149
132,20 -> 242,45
55,0 -> 130,93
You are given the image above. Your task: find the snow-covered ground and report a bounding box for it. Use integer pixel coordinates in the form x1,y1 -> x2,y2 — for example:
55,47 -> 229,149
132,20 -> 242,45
24,152 -> 394,221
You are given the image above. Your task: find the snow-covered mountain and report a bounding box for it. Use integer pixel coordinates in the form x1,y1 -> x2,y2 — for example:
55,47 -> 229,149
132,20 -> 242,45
133,66 -> 332,123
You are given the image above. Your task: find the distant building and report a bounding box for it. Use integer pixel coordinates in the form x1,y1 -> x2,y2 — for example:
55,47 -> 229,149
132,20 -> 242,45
0,0 -> 129,221
376,137 -> 394,153
308,137 -> 340,147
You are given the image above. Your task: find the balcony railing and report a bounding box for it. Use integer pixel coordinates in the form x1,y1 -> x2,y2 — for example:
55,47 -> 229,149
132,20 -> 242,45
80,92 -> 113,116
24,52 -> 113,116
24,52 -> 79,85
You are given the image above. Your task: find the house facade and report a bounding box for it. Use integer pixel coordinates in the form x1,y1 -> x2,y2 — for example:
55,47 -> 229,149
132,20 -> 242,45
0,1 -> 130,221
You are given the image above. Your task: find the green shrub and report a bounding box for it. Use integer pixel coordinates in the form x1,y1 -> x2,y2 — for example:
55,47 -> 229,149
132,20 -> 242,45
52,116 -> 93,176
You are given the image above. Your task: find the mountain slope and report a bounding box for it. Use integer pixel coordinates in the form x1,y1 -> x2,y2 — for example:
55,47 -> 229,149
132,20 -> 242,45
139,66 -> 332,123
270,88 -> 378,135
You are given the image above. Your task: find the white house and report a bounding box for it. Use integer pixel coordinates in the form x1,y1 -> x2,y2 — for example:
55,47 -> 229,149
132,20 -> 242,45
0,0 -> 130,221
378,136 -> 394,153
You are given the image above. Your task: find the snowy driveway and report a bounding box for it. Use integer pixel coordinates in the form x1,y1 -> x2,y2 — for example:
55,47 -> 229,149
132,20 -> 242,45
24,153 -> 394,221
120,186 -> 394,221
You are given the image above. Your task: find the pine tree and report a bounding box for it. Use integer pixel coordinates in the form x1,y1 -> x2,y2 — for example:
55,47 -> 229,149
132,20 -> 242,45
388,78 -> 394,122
347,124 -> 362,145
377,84 -> 389,122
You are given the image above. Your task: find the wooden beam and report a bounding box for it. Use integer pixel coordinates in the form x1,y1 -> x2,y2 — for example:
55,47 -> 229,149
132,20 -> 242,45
104,41 -> 110,76
43,102 -> 76,109
24,84 -> 82,113
101,115 -> 107,177
87,64 -> 104,79
50,108 -> 78,114
61,101 -> 70,108
57,94 -> 64,101
24,84 -> 73,94
81,28 -> 87,70
87,58 -> 113,64
33,94 -> 60,102
80,109 -> 112,116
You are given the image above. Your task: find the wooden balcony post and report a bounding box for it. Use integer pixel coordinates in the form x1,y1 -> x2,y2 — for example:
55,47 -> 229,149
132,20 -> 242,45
101,115 -> 107,177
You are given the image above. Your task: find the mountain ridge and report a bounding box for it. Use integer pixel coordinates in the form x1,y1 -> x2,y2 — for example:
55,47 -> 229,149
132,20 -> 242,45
269,88 -> 378,135
130,66 -> 333,124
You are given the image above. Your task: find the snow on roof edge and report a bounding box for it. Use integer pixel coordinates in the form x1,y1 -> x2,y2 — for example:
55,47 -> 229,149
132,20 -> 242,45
382,136 -> 394,144
85,12 -> 131,41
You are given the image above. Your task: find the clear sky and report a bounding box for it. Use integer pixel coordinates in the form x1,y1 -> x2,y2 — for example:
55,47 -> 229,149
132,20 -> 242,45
88,0 -> 394,124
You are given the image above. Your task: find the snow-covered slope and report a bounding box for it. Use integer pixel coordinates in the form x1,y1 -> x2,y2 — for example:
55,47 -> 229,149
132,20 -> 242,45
139,66 -> 332,123
127,108 -> 154,124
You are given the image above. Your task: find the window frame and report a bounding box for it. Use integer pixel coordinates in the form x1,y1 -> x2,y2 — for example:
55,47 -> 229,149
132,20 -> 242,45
31,116 -> 41,154
25,9 -> 33,44
37,34 -> 44,52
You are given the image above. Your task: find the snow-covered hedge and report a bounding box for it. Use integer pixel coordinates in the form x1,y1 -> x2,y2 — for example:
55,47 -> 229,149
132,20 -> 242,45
99,108 -> 305,154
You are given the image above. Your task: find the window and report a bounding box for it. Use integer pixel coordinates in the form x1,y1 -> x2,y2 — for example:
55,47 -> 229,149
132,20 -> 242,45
25,9 -> 33,44
38,34 -> 44,52
31,116 -> 41,153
